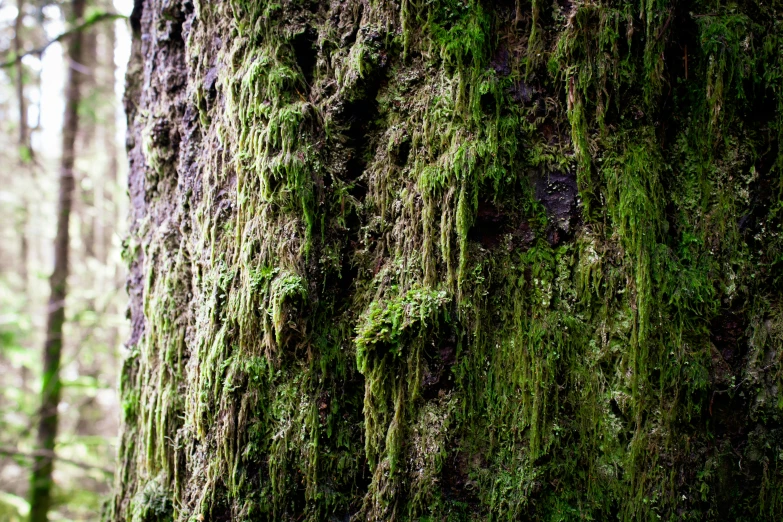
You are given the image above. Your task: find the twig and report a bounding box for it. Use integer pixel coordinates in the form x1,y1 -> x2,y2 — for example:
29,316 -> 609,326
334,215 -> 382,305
709,362 -> 779,416
0,446 -> 114,476
655,12 -> 673,42
1,12 -> 126,68
713,362 -> 778,396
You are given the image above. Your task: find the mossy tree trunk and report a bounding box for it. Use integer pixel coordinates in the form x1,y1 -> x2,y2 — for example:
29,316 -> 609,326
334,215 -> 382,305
113,0 -> 783,520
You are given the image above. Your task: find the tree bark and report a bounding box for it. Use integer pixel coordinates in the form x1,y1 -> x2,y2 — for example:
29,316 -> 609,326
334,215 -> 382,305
112,1 -> 783,520
28,0 -> 86,520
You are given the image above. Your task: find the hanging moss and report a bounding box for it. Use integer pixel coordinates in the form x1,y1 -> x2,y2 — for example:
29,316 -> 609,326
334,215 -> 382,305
112,0 -> 783,520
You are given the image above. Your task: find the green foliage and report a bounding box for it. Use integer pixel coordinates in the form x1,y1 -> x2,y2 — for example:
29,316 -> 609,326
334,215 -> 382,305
0,491 -> 28,522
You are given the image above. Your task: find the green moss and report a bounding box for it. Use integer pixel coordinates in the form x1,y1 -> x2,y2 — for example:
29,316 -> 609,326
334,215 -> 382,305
131,477 -> 173,522
114,0 -> 783,520
270,271 -> 307,346
354,284 -> 451,518
356,285 -> 449,372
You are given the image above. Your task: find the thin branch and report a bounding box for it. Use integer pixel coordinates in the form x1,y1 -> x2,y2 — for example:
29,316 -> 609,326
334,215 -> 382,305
0,446 -> 114,476
1,12 -> 127,69
712,362 -> 779,396
654,11 -> 673,43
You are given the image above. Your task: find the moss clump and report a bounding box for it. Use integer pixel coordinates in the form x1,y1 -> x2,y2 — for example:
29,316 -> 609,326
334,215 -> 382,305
131,477 -> 173,522
270,271 -> 308,348
356,285 -> 449,371
355,284 -> 450,519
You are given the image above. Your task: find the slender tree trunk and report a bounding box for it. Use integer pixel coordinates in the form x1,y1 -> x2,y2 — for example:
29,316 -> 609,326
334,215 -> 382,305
100,19 -> 118,266
112,1 -> 783,521
79,26 -> 97,261
14,0 -> 29,293
14,0 -> 28,151
28,0 -> 86,520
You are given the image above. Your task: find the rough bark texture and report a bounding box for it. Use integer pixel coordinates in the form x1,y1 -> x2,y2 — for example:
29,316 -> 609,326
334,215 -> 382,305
29,0 -> 86,520
113,0 -> 783,520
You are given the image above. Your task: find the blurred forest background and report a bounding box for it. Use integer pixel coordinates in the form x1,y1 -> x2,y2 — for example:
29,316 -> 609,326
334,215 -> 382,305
0,0 -> 132,519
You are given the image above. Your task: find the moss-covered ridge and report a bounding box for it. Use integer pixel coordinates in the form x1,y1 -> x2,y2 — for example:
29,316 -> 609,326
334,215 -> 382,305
113,0 -> 783,520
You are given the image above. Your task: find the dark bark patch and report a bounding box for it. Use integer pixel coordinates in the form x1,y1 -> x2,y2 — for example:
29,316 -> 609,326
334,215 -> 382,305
538,118 -> 561,145
390,134 -> 410,167
708,309 -> 751,443
421,340 -> 457,400
468,200 -> 507,249
441,448 -> 482,511
490,45 -> 511,76
468,199 -> 536,250
710,308 -> 748,372
203,67 -> 218,99
511,221 -> 536,250
510,80 -> 534,105
534,170 -> 580,244
292,27 -> 318,87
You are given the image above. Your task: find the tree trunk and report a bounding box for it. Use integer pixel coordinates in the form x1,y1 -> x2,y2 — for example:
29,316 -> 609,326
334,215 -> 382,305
14,0 -> 28,152
100,17 -> 119,266
28,0 -> 86,520
14,0 -> 30,293
112,1 -> 783,520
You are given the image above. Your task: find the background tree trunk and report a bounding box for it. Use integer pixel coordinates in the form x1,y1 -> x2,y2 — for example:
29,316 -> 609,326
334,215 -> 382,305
112,0 -> 783,520
14,0 -> 30,293
13,0 -> 28,152
28,0 -> 86,520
